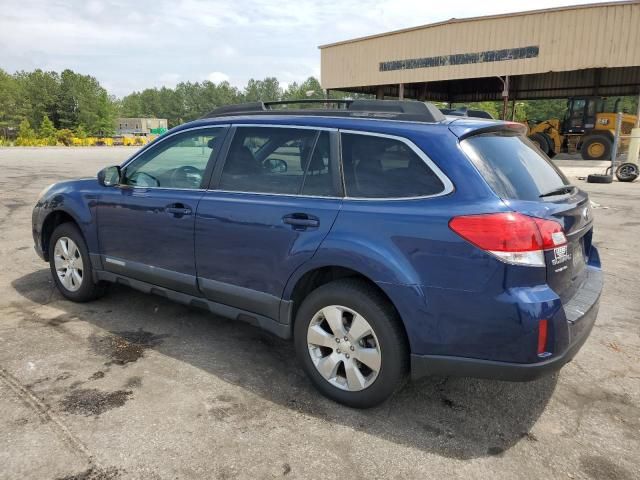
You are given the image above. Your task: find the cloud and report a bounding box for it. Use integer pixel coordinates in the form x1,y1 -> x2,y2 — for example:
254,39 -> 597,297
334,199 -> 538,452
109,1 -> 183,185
207,72 -> 231,84
159,73 -> 181,88
85,0 -> 105,15
0,0 -> 617,97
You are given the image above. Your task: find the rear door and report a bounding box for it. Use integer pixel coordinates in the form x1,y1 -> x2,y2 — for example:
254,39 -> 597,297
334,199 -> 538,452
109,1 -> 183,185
459,131 -> 593,302
194,125 -> 342,321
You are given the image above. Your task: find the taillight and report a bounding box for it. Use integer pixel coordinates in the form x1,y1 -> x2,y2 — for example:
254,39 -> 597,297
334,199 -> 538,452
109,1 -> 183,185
449,212 -> 566,267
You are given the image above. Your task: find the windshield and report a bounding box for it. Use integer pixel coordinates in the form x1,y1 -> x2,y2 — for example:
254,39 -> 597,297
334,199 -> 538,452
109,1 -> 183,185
461,133 -> 570,201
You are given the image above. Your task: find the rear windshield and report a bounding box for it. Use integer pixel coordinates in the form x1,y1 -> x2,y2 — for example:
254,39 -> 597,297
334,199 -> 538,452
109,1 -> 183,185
461,133 -> 570,201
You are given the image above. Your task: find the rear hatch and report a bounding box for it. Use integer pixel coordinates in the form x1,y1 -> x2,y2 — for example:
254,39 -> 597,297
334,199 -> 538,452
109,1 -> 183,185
454,123 -> 593,302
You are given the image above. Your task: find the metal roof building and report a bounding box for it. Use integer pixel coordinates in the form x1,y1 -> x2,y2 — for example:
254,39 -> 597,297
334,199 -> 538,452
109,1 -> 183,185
319,1 -> 640,104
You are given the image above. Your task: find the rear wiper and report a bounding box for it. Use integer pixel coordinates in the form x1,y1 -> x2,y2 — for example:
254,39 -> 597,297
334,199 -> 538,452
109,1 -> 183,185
539,185 -> 576,198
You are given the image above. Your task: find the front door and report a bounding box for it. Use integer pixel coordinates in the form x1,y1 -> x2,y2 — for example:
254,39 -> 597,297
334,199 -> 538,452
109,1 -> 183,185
195,126 -> 342,320
97,126 -> 227,295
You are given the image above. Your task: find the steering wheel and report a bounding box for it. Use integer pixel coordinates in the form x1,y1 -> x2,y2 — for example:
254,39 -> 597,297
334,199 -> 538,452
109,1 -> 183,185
169,165 -> 202,188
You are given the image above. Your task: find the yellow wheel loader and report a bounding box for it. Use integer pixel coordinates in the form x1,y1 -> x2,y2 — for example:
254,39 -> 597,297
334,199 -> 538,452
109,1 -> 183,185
526,97 -> 637,160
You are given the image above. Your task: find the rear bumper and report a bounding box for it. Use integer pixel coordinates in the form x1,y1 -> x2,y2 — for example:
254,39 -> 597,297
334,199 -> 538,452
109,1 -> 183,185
411,267 -> 602,381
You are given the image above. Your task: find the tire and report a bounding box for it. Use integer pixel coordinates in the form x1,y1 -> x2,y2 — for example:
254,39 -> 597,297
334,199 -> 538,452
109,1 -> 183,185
581,134 -> 612,160
49,223 -> 107,302
615,162 -> 639,182
294,278 -> 408,408
528,133 -> 551,155
586,173 -> 613,184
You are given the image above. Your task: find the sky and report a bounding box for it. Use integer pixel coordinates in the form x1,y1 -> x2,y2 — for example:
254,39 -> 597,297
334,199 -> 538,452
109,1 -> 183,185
0,0 -> 621,97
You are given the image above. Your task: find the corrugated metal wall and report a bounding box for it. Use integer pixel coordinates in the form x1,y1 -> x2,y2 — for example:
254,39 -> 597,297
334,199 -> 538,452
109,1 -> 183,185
320,2 -> 640,91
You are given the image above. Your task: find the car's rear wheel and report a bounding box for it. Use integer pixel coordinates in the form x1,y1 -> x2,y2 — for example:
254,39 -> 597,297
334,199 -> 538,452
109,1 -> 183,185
49,223 -> 107,302
294,279 -> 408,408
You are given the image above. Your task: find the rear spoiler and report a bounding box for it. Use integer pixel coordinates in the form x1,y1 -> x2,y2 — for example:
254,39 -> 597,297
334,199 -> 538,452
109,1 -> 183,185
450,122 -> 527,140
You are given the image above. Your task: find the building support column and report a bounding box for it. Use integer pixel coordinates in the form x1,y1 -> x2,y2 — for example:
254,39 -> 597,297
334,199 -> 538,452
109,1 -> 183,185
496,75 -> 509,120
636,90 -> 640,128
376,86 -> 385,100
398,83 -> 404,100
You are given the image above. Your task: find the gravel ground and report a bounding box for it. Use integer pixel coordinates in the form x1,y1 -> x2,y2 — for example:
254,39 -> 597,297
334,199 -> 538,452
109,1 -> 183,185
0,147 -> 638,480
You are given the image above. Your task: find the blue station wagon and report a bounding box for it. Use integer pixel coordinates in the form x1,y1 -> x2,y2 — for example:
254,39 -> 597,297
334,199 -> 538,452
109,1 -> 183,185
32,100 -> 602,407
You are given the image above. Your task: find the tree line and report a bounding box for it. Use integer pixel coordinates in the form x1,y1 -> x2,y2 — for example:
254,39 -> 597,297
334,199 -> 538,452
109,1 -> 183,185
118,76 -> 356,128
0,69 -> 115,143
0,69 -> 354,142
1,68 -> 638,144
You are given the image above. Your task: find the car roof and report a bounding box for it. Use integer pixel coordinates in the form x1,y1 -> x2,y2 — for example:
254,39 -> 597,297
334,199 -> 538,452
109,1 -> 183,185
176,114 -> 510,136
170,114 -> 463,137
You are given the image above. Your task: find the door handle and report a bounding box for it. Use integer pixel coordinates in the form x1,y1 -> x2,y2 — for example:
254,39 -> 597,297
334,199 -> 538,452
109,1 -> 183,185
165,203 -> 192,216
283,213 -> 320,229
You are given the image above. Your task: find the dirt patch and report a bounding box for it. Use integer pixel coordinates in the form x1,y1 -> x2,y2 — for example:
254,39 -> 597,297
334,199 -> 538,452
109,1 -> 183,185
440,396 -> 464,411
48,315 -> 77,327
124,376 -> 142,388
580,454 -> 635,480
60,388 -> 132,416
89,329 -> 168,366
207,394 -> 259,422
88,371 -> 105,380
3,200 -> 28,210
55,466 -> 122,480
487,446 -> 504,456
13,417 -> 29,426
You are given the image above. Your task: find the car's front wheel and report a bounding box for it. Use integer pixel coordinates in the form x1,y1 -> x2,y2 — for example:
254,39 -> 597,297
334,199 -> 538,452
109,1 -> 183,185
49,223 -> 107,302
294,279 -> 408,408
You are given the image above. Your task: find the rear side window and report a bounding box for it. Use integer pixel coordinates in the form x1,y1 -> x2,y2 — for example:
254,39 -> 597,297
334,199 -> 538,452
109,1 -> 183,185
341,133 -> 445,198
219,127 -> 336,196
461,133 -> 570,201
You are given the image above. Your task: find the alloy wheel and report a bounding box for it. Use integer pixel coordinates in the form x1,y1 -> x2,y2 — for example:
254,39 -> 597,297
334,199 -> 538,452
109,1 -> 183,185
53,236 -> 84,292
307,305 -> 381,392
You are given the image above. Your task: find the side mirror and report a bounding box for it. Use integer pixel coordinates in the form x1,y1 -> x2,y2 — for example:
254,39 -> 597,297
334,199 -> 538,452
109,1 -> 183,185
97,166 -> 121,187
264,158 -> 287,173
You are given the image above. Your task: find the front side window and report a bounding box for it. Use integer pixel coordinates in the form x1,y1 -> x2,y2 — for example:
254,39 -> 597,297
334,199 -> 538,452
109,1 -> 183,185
123,127 -> 225,189
341,133 -> 445,198
219,127 -> 336,196
569,99 -> 586,129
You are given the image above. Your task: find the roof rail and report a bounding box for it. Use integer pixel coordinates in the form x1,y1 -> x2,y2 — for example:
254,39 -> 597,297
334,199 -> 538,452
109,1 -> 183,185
201,99 -> 445,123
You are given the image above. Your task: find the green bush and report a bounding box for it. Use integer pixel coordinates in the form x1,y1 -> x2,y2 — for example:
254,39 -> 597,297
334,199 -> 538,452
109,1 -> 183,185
40,115 -> 56,138
75,125 -> 87,139
56,129 -> 74,146
15,119 -> 36,145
